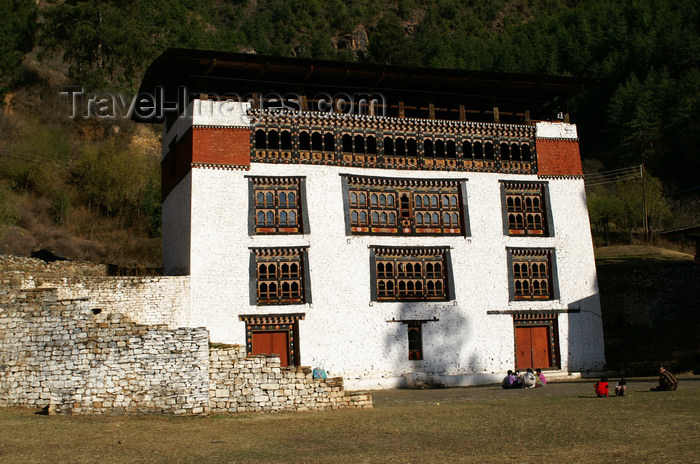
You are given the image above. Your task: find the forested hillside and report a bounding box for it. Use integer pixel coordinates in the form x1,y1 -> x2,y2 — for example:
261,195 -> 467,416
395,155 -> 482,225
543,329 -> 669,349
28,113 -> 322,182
1,0 -> 698,265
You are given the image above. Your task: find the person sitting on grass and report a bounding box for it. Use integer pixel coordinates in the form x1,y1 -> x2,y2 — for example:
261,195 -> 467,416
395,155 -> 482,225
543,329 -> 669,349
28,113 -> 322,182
522,368 -> 537,388
535,368 -> 546,388
615,378 -> 627,396
650,366 -> 679,391
502,370 -> 520,389
594,376 -> 609,397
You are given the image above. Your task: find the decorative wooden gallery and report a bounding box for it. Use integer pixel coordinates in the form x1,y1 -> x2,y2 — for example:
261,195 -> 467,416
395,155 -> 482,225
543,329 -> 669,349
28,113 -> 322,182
250,176 -> 304,234
250,110 -> 537,174
252,247 -> 306,305
503,181 -> 550,236
344,175 -> 465,236
509,248 -> 555,300
372,247 -> 450,302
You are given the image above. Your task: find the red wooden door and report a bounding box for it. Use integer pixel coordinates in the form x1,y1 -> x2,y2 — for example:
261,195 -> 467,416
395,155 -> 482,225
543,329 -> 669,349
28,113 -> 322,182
530,326 -> 551,368
515,326 -> 533,369
515,326 -> 551,370
251,331 -> 290,367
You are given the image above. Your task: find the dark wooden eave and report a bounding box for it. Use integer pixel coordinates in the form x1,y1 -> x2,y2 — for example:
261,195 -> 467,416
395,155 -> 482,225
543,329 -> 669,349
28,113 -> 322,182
134,48 -> 604,124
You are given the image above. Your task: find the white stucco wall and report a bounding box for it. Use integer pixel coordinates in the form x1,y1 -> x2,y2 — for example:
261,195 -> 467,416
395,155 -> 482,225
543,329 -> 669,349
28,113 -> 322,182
179,161 -> 605,389
162,171 -> 191,276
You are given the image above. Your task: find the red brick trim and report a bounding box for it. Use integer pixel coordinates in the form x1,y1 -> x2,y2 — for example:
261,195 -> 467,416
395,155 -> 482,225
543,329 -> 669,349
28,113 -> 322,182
535,139 -> 583,176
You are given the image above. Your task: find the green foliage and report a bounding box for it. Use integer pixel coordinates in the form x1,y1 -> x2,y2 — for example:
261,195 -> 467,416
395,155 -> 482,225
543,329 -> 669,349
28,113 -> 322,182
587,172 -> 671,244
1,122 -> 71,197
140,172 -> 161,238
51,191 -> 71,225
0,0 -> 37,94
71,137 -> 157,217
0,181 -> 18,225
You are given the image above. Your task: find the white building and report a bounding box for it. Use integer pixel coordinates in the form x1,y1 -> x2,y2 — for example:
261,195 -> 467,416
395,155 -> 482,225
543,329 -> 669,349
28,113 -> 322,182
137,49 -> 605,389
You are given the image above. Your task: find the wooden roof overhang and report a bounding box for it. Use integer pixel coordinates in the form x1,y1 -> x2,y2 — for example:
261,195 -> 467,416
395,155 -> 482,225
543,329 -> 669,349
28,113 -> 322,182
134,48 -> 604,125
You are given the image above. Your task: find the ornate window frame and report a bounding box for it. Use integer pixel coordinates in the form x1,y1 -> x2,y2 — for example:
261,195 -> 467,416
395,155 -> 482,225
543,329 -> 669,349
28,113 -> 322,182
247,176 -> 310,235
341,174 -> 470,236
370,246 -> 455,302
249,247 -> 311,306
506,248 -> 559,301
500,180 -> 554,236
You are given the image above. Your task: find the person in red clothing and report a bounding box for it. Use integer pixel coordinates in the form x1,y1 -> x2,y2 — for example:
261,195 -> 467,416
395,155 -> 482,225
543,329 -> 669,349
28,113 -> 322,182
594,376 -> 609,397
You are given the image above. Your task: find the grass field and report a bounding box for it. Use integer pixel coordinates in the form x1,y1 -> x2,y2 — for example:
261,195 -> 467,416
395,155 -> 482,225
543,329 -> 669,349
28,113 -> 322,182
1,377 -> 697,464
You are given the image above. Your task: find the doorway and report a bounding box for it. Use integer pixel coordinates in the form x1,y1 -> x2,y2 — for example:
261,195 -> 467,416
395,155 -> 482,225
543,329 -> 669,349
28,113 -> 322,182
251,331 -> 290,367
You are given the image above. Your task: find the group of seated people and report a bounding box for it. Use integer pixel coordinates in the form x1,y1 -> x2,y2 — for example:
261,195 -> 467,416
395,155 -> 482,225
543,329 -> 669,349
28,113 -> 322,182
594,366 -> 679,397
502,368 -> 546,389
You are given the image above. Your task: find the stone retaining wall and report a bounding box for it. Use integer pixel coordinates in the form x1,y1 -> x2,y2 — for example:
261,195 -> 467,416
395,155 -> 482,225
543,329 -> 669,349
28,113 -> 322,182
209,347 -> 372,413
0,271 -> 372,415
4,272 -> 189,328
0,286 -> 210,415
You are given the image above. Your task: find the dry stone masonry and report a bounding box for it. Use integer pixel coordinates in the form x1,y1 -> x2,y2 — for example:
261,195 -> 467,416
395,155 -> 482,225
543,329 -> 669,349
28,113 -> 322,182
0,258 -> 372,415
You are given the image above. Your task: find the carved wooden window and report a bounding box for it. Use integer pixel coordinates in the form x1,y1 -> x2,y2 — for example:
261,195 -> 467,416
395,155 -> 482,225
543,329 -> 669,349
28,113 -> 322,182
251,177 -> 304,234
345,175 -> 467,236
253,248 -> 306,305
503,182 -> 550,236
509,248 -> 555,301
373,247 -> 450,302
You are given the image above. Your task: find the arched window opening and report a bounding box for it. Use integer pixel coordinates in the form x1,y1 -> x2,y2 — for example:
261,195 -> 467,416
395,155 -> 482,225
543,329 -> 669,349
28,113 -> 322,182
463,140 -> 472,157
366,136 -> 377,154
268,131 -> 279,149
446,140 -> 456,158
500,143 -> 510,160
279,192 -> 287,207
324,133 -> 335,152
255,130 -> 266,149
281,130 -> 292,149
424,139 -> 434,157
354,135 -> 365,154
407,139 -> 417,156
474,142 -> 483,159
342,134 -> 353,153
511,143 -> 521,161
299,131 -> 310,150
312,132 -> 322,151
485,142 -> 494,160
371,193 -> 378,207
384,137 -> 394,156
435,140 -> 446,158
522,144 -> 531,161
396,138 -> 406,157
